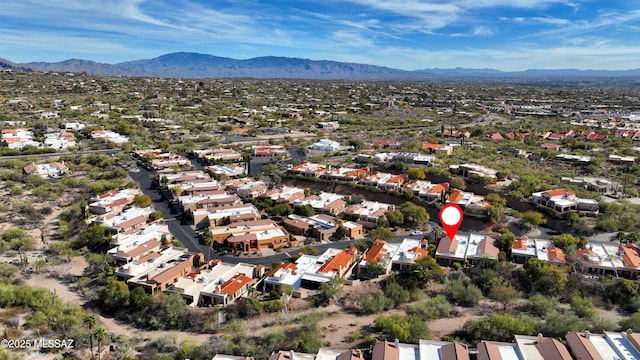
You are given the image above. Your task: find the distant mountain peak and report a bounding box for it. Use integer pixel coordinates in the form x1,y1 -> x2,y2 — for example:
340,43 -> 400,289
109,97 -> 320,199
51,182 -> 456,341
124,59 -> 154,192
6,52 -> 640,79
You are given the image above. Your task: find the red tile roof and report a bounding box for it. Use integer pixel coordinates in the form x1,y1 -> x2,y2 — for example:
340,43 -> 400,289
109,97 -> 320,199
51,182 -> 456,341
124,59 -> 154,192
364,239 -> 387,262
512,236 -> 529,250
621,244 -> 640,268
448,189 -> 464,203
267,262 -> 297,277
220,273 -> 252,296
548,246 -> 566,263
544,188 -> 574,198
318,249 -> 354,274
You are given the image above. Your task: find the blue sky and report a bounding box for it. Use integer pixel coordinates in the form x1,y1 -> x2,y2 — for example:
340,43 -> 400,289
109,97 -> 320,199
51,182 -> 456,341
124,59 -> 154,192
1,0 -> 639,71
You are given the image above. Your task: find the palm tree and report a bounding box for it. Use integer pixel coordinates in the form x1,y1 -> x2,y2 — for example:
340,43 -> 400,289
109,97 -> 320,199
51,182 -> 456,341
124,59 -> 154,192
203,230 -> 215,264
94,327 -> 108,360
431,225 -> 444,245
83,314 -> 97,357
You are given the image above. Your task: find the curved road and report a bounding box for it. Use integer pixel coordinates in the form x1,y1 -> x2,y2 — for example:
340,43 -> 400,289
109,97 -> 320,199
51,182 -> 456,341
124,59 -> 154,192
126,166 -> 356,265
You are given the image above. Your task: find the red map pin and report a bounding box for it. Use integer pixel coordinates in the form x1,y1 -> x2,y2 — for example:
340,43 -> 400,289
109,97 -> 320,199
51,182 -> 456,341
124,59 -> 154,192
439,204 -> 464,240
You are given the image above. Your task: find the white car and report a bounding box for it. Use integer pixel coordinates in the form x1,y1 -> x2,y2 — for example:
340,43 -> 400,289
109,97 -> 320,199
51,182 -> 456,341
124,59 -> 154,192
410,230 -> 423,236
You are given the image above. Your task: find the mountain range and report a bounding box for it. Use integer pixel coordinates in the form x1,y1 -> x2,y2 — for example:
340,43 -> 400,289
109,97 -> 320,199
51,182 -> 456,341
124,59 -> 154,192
2,52 -> 640,80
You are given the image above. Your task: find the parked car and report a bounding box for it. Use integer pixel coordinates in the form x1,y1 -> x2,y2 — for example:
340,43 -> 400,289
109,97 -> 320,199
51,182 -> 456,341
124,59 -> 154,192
410,230 -> 423,236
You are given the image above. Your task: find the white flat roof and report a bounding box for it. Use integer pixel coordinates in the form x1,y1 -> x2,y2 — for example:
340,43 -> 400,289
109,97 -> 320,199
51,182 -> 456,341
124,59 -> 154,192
605,331 -> 640,360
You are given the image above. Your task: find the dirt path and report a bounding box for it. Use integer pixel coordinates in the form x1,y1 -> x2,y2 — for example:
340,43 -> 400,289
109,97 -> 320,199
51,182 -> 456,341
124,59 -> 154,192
24,256 -> 212,348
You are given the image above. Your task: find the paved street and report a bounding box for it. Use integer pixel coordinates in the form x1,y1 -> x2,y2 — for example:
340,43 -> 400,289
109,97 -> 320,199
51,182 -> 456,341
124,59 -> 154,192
126,166 -> 357,266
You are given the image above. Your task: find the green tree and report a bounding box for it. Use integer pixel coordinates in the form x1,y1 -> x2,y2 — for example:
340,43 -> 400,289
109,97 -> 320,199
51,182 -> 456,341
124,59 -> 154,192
385,210 -> 405,227
317,277 -> 344,306
148,210 -> 163,221
94,327 -> 108,360
411,256 -> 445,284
374,314 -> 431,343
485,193 -> 507,207
450,176 -> 466,190
203,231 -> 215,262
366,257 -> 388,278
295,204 -> 316,217
348,138 -> 364,151
408,295 -> 451,320
570,295 -> 597,318
399,202 -> 429,225
447,279 -> 482,307
129,286 -> 151,311
101,278 -> 130,311
526,294 -> 559,318
131,194 -> 152,208
495,228 -> 516,259
521,211 -> 547,228
269,203 -> 293,216
463,313 -> 537,342
489,279 -> 519,311
156,293 -> 187,328
551,233 -> 588,251
407,167 -> 427,180
523,258 -> 568,296
620,311 -> 640,332
368,228 -> 395,242
83,314 -> 97,357
82,224 -> 110,251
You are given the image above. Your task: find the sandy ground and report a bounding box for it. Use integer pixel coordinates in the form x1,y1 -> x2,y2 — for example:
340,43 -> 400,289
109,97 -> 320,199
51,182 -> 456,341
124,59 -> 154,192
22,255 -> 211,359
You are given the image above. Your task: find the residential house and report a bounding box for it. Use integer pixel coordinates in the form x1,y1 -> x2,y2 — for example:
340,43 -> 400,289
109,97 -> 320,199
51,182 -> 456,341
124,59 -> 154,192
209,219 -> 289,251
191,148 -> 243,163
513,335 -> 572,360
449,163 -> 497,180
1,128 -> 40,149
476,341 -> 522,360
293,192 -> 347,215
445,189 -> 492,216
159,170 -> 211,185
608,154 -> 637,166
262,186 -> 306,203
541,143 -> 562,151
283,214 -> 338,241
342,221 -> 364,238
206,163 -> 247,179
92,207 -> 156,235
168,262 -> 257,306
87,188 -> 143,215
90,129 -> 129,144
288,161 -> 327,178
372,138 -> 401,150
23,162 -> 69,178
192,203 -> 261,229
556,154 -> 593,164
421,143 -> 453,155
265,247 -> 358,291
252,144 -> 289,159
357,239 -> 397,277
235,180 -> 268,199
531,188 -> 599,213
566,331 -> 640,360
360,172 -> 407,191
299,247 -> 358,288
370,339 -> 469,360
342,201 -> 395,229
390,238 -> 429,271
322,166 -> 368,182
308,138 -> 344,152
583,129 -> 608,141
436,234 -> 499,267
115,247 -> 204,294
44,131 -> 76,149
168,180 -> 222,197
268,351 -> 316,360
